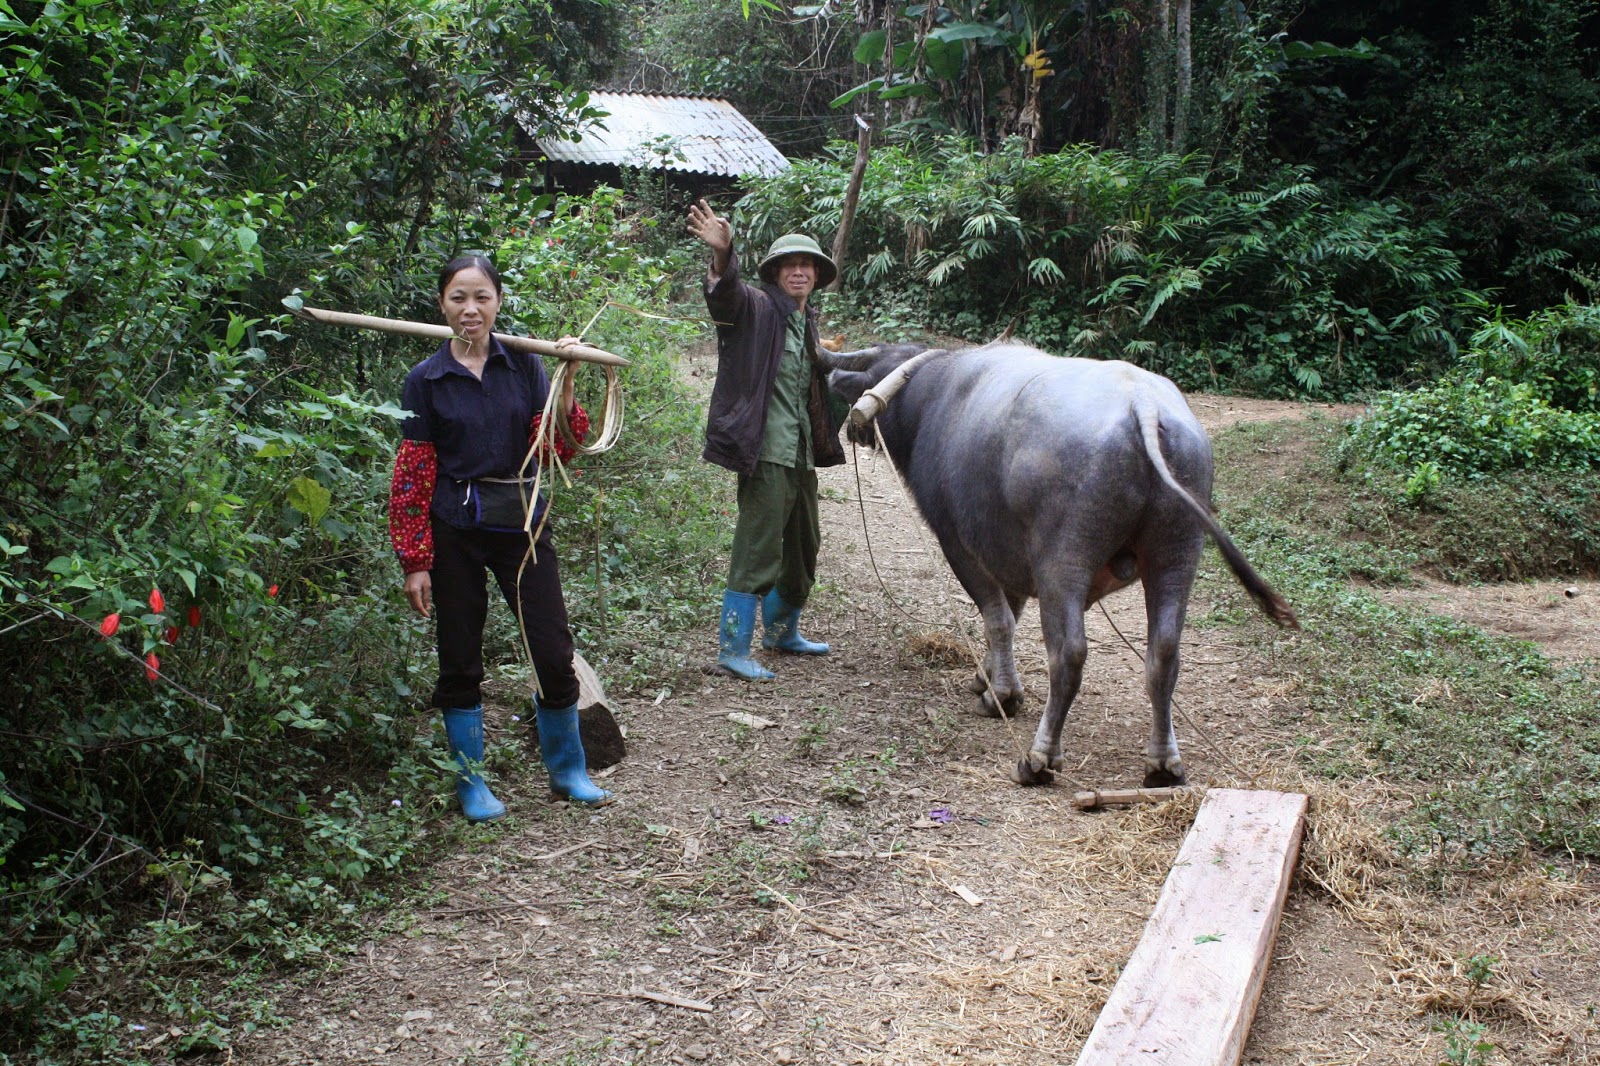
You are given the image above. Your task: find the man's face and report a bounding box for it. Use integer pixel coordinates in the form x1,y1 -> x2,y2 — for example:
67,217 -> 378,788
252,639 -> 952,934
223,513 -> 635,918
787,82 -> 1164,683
774,254 -> 818,301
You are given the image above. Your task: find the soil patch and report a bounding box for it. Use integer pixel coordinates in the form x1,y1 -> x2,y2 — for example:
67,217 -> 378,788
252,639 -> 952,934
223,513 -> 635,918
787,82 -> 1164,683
1379,577 -> 1600,664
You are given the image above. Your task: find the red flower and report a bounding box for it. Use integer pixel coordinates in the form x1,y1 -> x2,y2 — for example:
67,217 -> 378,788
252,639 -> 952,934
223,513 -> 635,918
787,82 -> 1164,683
149,587 -> 165,613
144,652 -> 160,681
267,584 -> 279,598
188,606 -> 201,628
165,625 -> 180,645
99,613 -> 121,638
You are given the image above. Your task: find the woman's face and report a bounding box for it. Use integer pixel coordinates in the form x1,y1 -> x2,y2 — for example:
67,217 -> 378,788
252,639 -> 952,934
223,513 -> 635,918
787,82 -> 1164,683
438,266 -> 502,346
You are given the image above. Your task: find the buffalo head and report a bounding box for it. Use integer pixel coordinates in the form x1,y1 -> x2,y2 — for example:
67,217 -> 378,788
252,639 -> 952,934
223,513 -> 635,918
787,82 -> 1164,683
815,342 -> 939,446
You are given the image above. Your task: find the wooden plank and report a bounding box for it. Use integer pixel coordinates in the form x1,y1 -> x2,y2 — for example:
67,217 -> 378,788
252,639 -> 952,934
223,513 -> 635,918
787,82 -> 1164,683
1073,788 -> 1308,1066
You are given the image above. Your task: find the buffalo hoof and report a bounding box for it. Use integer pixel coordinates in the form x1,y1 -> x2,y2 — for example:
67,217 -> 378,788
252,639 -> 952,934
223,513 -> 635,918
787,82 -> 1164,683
1141,763 -> 1188,789
1010,750 -> 1056,787
967,674 -> 1023,718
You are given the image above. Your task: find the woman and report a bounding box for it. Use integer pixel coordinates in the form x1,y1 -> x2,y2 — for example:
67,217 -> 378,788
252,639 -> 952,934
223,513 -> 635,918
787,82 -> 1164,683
388,254 -> 612,820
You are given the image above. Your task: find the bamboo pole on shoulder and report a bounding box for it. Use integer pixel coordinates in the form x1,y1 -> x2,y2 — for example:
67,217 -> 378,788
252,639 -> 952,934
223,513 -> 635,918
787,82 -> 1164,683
289,304 -> 630,367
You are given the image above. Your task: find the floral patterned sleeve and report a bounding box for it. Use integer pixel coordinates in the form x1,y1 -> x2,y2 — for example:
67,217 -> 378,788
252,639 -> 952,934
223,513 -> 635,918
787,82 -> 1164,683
389,440 -> 437,573
529,402 -> 589,465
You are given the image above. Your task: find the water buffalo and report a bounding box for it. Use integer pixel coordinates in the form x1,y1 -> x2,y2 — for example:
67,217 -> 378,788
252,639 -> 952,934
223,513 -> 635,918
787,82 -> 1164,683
818,342 -> 1298,788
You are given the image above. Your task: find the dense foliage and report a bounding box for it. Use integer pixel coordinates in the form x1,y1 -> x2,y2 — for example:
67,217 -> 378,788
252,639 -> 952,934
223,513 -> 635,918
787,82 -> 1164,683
1274,0 -> 1600,309
632,1 -> 1598,307
617,0 -> 856,156
739,137 -> 1475,398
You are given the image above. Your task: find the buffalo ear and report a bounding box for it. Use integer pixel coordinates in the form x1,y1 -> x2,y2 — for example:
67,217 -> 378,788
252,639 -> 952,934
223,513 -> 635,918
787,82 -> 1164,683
827,368 -> 872,405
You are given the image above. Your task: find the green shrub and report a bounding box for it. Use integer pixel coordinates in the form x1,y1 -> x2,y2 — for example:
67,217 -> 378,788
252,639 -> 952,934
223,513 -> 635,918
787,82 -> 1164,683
1341,298 -> 1600,478
1463,300 -> 1600,414
1341,377 -> 1600,476
0,4 -> 711,1058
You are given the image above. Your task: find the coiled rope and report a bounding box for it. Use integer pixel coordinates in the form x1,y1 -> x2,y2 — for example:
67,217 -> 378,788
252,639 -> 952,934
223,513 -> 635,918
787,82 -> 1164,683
511,320 -> 627,700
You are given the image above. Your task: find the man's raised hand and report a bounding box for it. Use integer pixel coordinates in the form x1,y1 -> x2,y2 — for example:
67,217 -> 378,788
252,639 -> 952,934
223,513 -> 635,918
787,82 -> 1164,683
687,198 -> 732,254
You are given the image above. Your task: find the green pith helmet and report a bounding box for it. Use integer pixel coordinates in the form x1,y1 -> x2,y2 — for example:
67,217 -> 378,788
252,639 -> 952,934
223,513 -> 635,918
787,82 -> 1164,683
757,233 -> 838,289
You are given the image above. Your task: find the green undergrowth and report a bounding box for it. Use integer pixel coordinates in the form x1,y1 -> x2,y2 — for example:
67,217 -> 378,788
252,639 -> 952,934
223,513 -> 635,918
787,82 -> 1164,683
0,170 -> 721,1060
1205,419 -> 1600,866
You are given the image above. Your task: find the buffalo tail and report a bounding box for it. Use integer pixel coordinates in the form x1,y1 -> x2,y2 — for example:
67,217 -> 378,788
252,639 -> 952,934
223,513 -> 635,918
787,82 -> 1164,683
1135,402 -> 1300,629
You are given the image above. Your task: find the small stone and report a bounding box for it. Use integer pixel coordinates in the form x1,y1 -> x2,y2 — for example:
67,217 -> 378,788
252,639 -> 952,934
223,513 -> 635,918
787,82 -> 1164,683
684,1044 -> 710,1061
775,1047 -> 799,1064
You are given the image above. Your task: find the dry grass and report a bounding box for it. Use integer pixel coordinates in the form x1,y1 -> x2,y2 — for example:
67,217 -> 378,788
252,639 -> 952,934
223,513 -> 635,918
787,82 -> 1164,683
903,629 -> 972,670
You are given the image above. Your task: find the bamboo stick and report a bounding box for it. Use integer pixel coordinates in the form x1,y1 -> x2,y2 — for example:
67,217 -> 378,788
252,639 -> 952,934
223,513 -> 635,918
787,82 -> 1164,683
848,347 -> 945,426
290,304 -> 630,367
1071,785 -> 1194,810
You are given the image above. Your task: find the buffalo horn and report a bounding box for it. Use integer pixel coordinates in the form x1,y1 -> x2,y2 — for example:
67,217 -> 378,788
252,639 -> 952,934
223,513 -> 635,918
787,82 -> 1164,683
812,346 -> 882,371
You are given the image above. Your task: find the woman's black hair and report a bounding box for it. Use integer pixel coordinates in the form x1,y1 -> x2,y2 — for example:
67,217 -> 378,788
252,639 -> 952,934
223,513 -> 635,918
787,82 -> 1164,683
438,254 -> 502,296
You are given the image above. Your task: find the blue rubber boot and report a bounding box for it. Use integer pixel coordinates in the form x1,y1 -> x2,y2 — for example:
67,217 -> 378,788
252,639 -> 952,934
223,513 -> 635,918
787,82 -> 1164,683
441,706 -> 507,823
761,590 -> 831,655
535,701 -> 614,807
717,589 -> 775,680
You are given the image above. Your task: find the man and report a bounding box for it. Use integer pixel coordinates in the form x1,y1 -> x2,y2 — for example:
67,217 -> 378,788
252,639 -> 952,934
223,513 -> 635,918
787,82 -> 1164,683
687,198 -> 845,680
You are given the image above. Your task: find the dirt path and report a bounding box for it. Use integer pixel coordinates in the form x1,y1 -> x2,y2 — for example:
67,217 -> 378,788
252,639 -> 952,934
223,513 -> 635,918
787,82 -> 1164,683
237,392 -> 1597,1066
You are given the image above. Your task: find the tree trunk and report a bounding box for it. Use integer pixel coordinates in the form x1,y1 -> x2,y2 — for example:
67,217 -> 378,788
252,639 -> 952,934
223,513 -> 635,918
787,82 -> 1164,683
1149,0 -> 1170,147
829,117 -> 873,293
1172,0 -> 1191,152
901,0 -> 941,124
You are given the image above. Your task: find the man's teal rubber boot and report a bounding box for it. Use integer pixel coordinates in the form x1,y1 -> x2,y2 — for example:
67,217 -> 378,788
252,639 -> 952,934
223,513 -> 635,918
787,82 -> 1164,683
717,589 -> 775,680
441,706 -> 508,823
534,701 -> 615,806
761,590 -> 830,655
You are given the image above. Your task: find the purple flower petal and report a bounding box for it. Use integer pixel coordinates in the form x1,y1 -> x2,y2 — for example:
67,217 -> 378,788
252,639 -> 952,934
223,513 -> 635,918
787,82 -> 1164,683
928,807 -> 954,824
771,813 -> 793,825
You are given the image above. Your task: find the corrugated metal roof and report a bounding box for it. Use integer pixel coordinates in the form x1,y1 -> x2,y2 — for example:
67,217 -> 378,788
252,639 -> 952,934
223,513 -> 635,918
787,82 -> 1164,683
529,93 -> 789,178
